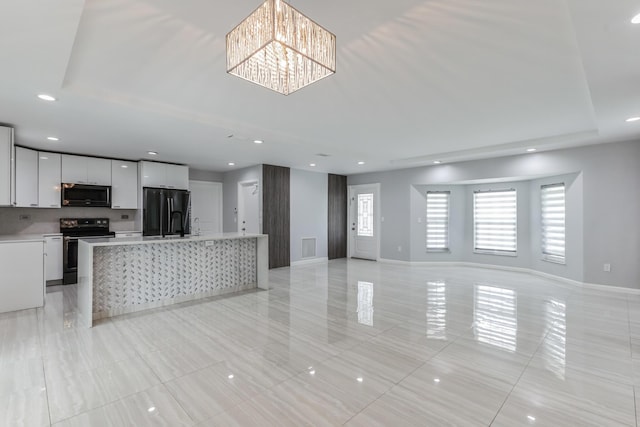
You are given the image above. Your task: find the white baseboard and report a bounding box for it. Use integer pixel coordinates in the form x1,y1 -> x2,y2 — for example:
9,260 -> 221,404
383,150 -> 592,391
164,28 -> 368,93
290,257 -> 329,267
374,259 -> 640,294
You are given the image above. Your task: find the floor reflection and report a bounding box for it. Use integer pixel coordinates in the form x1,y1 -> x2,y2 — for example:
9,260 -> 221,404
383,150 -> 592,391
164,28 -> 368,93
357,281 -> 374,326
543,299 -> 567,379
426,281 -> 447,340
473,284 -> 517,352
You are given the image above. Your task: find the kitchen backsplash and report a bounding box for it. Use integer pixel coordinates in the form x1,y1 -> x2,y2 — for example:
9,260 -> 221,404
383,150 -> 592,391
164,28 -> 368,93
0,207 -> 139,235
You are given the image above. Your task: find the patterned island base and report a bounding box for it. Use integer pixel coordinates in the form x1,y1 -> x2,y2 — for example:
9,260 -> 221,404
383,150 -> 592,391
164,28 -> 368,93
77,233 -> 268,327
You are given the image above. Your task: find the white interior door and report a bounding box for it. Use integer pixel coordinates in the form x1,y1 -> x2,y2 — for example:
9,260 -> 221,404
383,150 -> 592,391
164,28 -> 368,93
238,181 -> 260,234
189,180 -> 223,235
350,184 -> 380,260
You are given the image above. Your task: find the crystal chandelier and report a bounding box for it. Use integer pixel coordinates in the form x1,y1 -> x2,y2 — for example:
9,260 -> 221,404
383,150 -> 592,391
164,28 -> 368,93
226,0 -> 336,95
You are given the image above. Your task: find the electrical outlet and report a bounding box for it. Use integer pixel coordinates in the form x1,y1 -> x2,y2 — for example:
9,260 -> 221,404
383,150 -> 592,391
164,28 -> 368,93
397,246 -> 402,252
19,214 -> 31,221
604,263 -> 611,272
205,240 -> 215,247
121,214 -> 129,220
417,217 -> 422,223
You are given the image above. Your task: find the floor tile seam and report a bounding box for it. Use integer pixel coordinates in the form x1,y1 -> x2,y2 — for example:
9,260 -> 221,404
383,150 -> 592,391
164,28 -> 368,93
49,383 -> 195,427
629,299 -> 635,360
35,307 -> 54,427
488,328 -> 552,426
339,359 -> 430,426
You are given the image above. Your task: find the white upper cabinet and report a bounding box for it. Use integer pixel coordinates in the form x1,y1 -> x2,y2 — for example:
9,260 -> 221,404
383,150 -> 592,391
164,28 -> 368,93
61,155 -> 87,184
140,161 -> 165,188
62,155 -> 111,185
0,126 -> 14,206
87,157 -> 111,185
111,160 -> 138,209
140,161 -> 188,190
15,147 -> 39,207
165,164 -> 189,190
38,153 -> 61,208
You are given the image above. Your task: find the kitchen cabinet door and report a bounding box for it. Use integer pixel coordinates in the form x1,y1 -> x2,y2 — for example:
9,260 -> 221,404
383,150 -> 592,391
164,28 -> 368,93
87,157 -> 111,185
165,164 -> 189,190
0,126 -> 14,206
44,235 -> 63,281
111,160 -> 138,209
15,147 -> 39,207
39,153 -> 61,208
0,241 -> 44,313
140,161 -> 166,188
61,154 -> 88,184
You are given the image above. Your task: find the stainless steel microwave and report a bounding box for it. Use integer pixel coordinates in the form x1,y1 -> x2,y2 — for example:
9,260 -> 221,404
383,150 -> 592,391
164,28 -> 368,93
61,184 -> 111,207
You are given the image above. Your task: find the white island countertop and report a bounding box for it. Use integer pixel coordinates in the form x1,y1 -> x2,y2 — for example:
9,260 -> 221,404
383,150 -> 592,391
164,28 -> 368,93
0,234 -> 46,243
79,232 -> 266,247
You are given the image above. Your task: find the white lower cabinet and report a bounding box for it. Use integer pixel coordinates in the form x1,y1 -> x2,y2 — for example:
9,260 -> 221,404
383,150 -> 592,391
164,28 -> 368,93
0,240 -> 44,313
44,235 -> 63,282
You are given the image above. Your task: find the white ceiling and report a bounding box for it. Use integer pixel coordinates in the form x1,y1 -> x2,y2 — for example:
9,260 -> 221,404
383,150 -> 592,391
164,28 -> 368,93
0,0 -> 639,174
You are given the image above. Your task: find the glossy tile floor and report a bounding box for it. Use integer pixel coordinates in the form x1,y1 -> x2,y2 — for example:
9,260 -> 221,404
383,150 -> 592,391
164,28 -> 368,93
2,259 -> 640,426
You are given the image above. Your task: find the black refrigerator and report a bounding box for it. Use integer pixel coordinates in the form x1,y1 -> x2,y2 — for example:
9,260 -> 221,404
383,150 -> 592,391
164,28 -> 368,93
143,188 -> 191,236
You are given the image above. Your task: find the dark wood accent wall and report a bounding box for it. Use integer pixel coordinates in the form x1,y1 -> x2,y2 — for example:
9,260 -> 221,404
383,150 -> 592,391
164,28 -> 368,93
262,164 -> 290,269
328,174 -> 348,260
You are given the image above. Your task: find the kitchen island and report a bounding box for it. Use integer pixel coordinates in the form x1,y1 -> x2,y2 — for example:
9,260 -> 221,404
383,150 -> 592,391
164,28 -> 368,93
77,233 -> 268,327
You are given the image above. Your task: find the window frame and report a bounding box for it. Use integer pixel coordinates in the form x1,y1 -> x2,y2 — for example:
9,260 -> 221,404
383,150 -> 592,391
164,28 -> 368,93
541,183 -> 566,265
473,188 -> 518,257
426,191 -> 451,253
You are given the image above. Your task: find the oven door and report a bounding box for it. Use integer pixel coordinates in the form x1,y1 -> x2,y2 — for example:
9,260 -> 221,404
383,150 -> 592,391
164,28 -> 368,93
63,236 -> 78,284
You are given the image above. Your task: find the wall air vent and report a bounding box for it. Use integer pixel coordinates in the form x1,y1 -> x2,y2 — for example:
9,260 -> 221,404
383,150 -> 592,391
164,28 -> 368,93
302,238 -> 317,259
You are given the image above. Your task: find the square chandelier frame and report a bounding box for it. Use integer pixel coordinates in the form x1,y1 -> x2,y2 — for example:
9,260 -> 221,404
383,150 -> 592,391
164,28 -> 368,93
226,0 -> 336,95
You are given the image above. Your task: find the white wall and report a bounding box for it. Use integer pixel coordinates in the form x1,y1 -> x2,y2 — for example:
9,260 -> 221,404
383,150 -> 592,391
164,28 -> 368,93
222,165 -> 262,233
189,169 -> 224,183
290,169 -> 328,264
349,140 -> 640,288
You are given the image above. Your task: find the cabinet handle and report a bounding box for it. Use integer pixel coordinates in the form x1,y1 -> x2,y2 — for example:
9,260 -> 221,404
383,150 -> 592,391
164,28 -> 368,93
51,237 -> 62,240
50,204 -> 58,207
113,205 -> 120,208
30,204 -> 38,206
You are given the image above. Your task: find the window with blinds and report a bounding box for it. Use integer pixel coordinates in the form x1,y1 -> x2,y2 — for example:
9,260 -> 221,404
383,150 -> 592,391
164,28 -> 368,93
541,183 -> 565,263
473,189 -> 517,255
426,191 -> 450,251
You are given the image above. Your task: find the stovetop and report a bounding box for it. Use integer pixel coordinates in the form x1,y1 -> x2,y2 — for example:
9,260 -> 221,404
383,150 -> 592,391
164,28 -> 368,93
60,218 -> 113,237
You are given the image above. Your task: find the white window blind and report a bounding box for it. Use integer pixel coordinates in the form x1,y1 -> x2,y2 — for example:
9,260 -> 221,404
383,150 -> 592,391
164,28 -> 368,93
426,191 -> 450,251
541,183 -> 565,263
473,189 -> 517,254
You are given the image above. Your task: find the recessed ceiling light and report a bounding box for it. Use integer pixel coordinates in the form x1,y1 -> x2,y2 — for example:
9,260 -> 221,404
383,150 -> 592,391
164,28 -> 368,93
632,13 -> 640,24
148,407 -> 156,413
47,137 -> 59,141
358,161 -> 365,165
228,374 -> 234,379
228,162 -> 235,166
526,148 -> 537,152
37,94 -> 56,102
356,377 -> 363,383
254,140 -> 263,144
40,156 -> 49,160
433,378 -> 441,383
433,160 -> 442,164
147,151 -> 158,156
626,117 -> 640,122
527,415 -> 536,422
309,163 -> 316,167
120,165 -> 128,168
